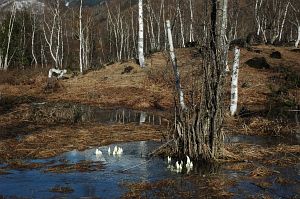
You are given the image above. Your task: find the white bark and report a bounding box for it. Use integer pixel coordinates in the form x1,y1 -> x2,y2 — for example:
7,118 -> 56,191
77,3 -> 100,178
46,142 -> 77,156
79,0 -> 83,74
279,1 -> 290,41
176,0 -> 185,47
189,0 -> 194,42
146,0 -> 156,51
162,0 -> 167,50
166,20 -> 186,110
230,46 -> 241,116
139,112 -> 147,124
255,0 -> 263,36
43,0 -> 64,69
2,3 -> 16,70
31,13 -> 38,68
221,0 -> 228,46
138,0 -> 145,67
295,26 -> 300,48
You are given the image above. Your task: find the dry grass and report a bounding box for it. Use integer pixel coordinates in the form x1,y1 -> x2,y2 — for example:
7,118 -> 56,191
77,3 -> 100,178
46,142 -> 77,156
249,166 -> 275,178
1,45 -> 298,135
122,175 -> 235,199
49,185 -> 74,193
225,143 -> 300,167
0,123 -> 164,162
45,160 -> 104,173
0,45 -> 299,165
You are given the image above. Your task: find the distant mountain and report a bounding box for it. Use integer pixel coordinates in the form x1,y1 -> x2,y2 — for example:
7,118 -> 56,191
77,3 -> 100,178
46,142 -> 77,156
0,0 -> 44,12
0,0 -> 106,12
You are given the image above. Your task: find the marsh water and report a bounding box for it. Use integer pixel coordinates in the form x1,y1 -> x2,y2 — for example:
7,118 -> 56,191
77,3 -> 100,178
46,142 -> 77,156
0,102 -> 299,198
0,136 -> 299,198
30,102 -> 165,125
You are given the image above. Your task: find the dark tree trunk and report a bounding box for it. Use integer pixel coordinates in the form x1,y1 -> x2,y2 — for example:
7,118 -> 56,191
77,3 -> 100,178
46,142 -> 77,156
172,0 -> 228,161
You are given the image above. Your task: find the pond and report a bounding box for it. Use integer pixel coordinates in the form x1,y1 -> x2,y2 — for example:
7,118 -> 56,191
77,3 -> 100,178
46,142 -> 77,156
30,102 -> 166,125
0,136 -> 299,198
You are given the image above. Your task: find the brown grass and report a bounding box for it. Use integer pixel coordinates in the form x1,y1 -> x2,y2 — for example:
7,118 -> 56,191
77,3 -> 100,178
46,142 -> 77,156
0,123 -> 164,162
0,45 -> 299,165
49,185 -> 74,193
249,166 -> 275,178
45,160 -> 104,173
1,45 -> 298,135
122,175 -> 235,199
225,143 -> 300,167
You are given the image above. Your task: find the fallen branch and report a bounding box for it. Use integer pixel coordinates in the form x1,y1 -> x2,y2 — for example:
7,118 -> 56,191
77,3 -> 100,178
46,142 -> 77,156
48,68 -> 67,79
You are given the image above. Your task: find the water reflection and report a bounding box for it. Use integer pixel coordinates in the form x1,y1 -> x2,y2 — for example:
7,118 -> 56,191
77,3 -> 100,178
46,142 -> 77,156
1,138 -> 299,198
225,134 -> 300,146
0,142 -> 170,198
31,102 -> 165,125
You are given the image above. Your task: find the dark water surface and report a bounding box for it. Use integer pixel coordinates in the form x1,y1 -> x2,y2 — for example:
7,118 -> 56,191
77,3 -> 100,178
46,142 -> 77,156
30,102 -> 165,125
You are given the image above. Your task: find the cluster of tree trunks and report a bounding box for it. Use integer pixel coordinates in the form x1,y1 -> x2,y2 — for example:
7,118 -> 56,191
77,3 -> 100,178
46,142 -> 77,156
170,0 -> 229,161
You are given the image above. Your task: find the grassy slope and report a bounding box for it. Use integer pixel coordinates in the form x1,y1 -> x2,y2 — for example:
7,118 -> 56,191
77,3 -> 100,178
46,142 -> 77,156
0,45 -> 299,137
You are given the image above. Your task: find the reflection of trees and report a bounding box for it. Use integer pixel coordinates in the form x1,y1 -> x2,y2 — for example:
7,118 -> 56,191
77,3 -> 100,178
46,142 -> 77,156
139,112 -> 147,124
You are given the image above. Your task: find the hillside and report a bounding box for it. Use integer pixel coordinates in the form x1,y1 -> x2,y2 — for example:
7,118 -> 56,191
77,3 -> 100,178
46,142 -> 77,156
0,45 -> 299,136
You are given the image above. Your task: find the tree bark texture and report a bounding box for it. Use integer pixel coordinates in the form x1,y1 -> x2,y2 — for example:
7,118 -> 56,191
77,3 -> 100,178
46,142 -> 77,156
172,0 -> 228,161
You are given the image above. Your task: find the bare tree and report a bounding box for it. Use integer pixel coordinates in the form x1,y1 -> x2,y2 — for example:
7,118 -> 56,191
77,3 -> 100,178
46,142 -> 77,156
43,0 -> 64,69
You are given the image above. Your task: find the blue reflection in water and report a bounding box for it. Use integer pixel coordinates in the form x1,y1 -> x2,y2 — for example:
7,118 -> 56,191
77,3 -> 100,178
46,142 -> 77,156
0,141 -> 174,198
1,139 -> 299,198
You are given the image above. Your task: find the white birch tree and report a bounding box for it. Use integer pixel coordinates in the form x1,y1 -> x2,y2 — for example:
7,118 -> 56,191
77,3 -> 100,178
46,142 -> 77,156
176,0 -> 185,48
31,12 -> 38,68
290,2 -> 300,48
138,0 -> 145,67
189,0 -> 194,42
166,20 -> 186,110
230,46 -> 241,116
0,3 -> 16,70
79,0 -> 83,73
43,0 -> 64,69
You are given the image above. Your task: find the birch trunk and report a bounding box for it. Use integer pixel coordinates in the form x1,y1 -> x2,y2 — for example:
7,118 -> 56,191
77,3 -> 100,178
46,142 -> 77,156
189,0 -> 194,42
295,26 -> 300,48
138,0 -> 145,67
166,20 -> 186,110
31,13 -> 38,68
43,0 -> 64,69
79,0 -> 83,74
230,46 -> 241,116
3,3 -> 16,70
176,0 -> 185,48
279,2 -> 290,42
